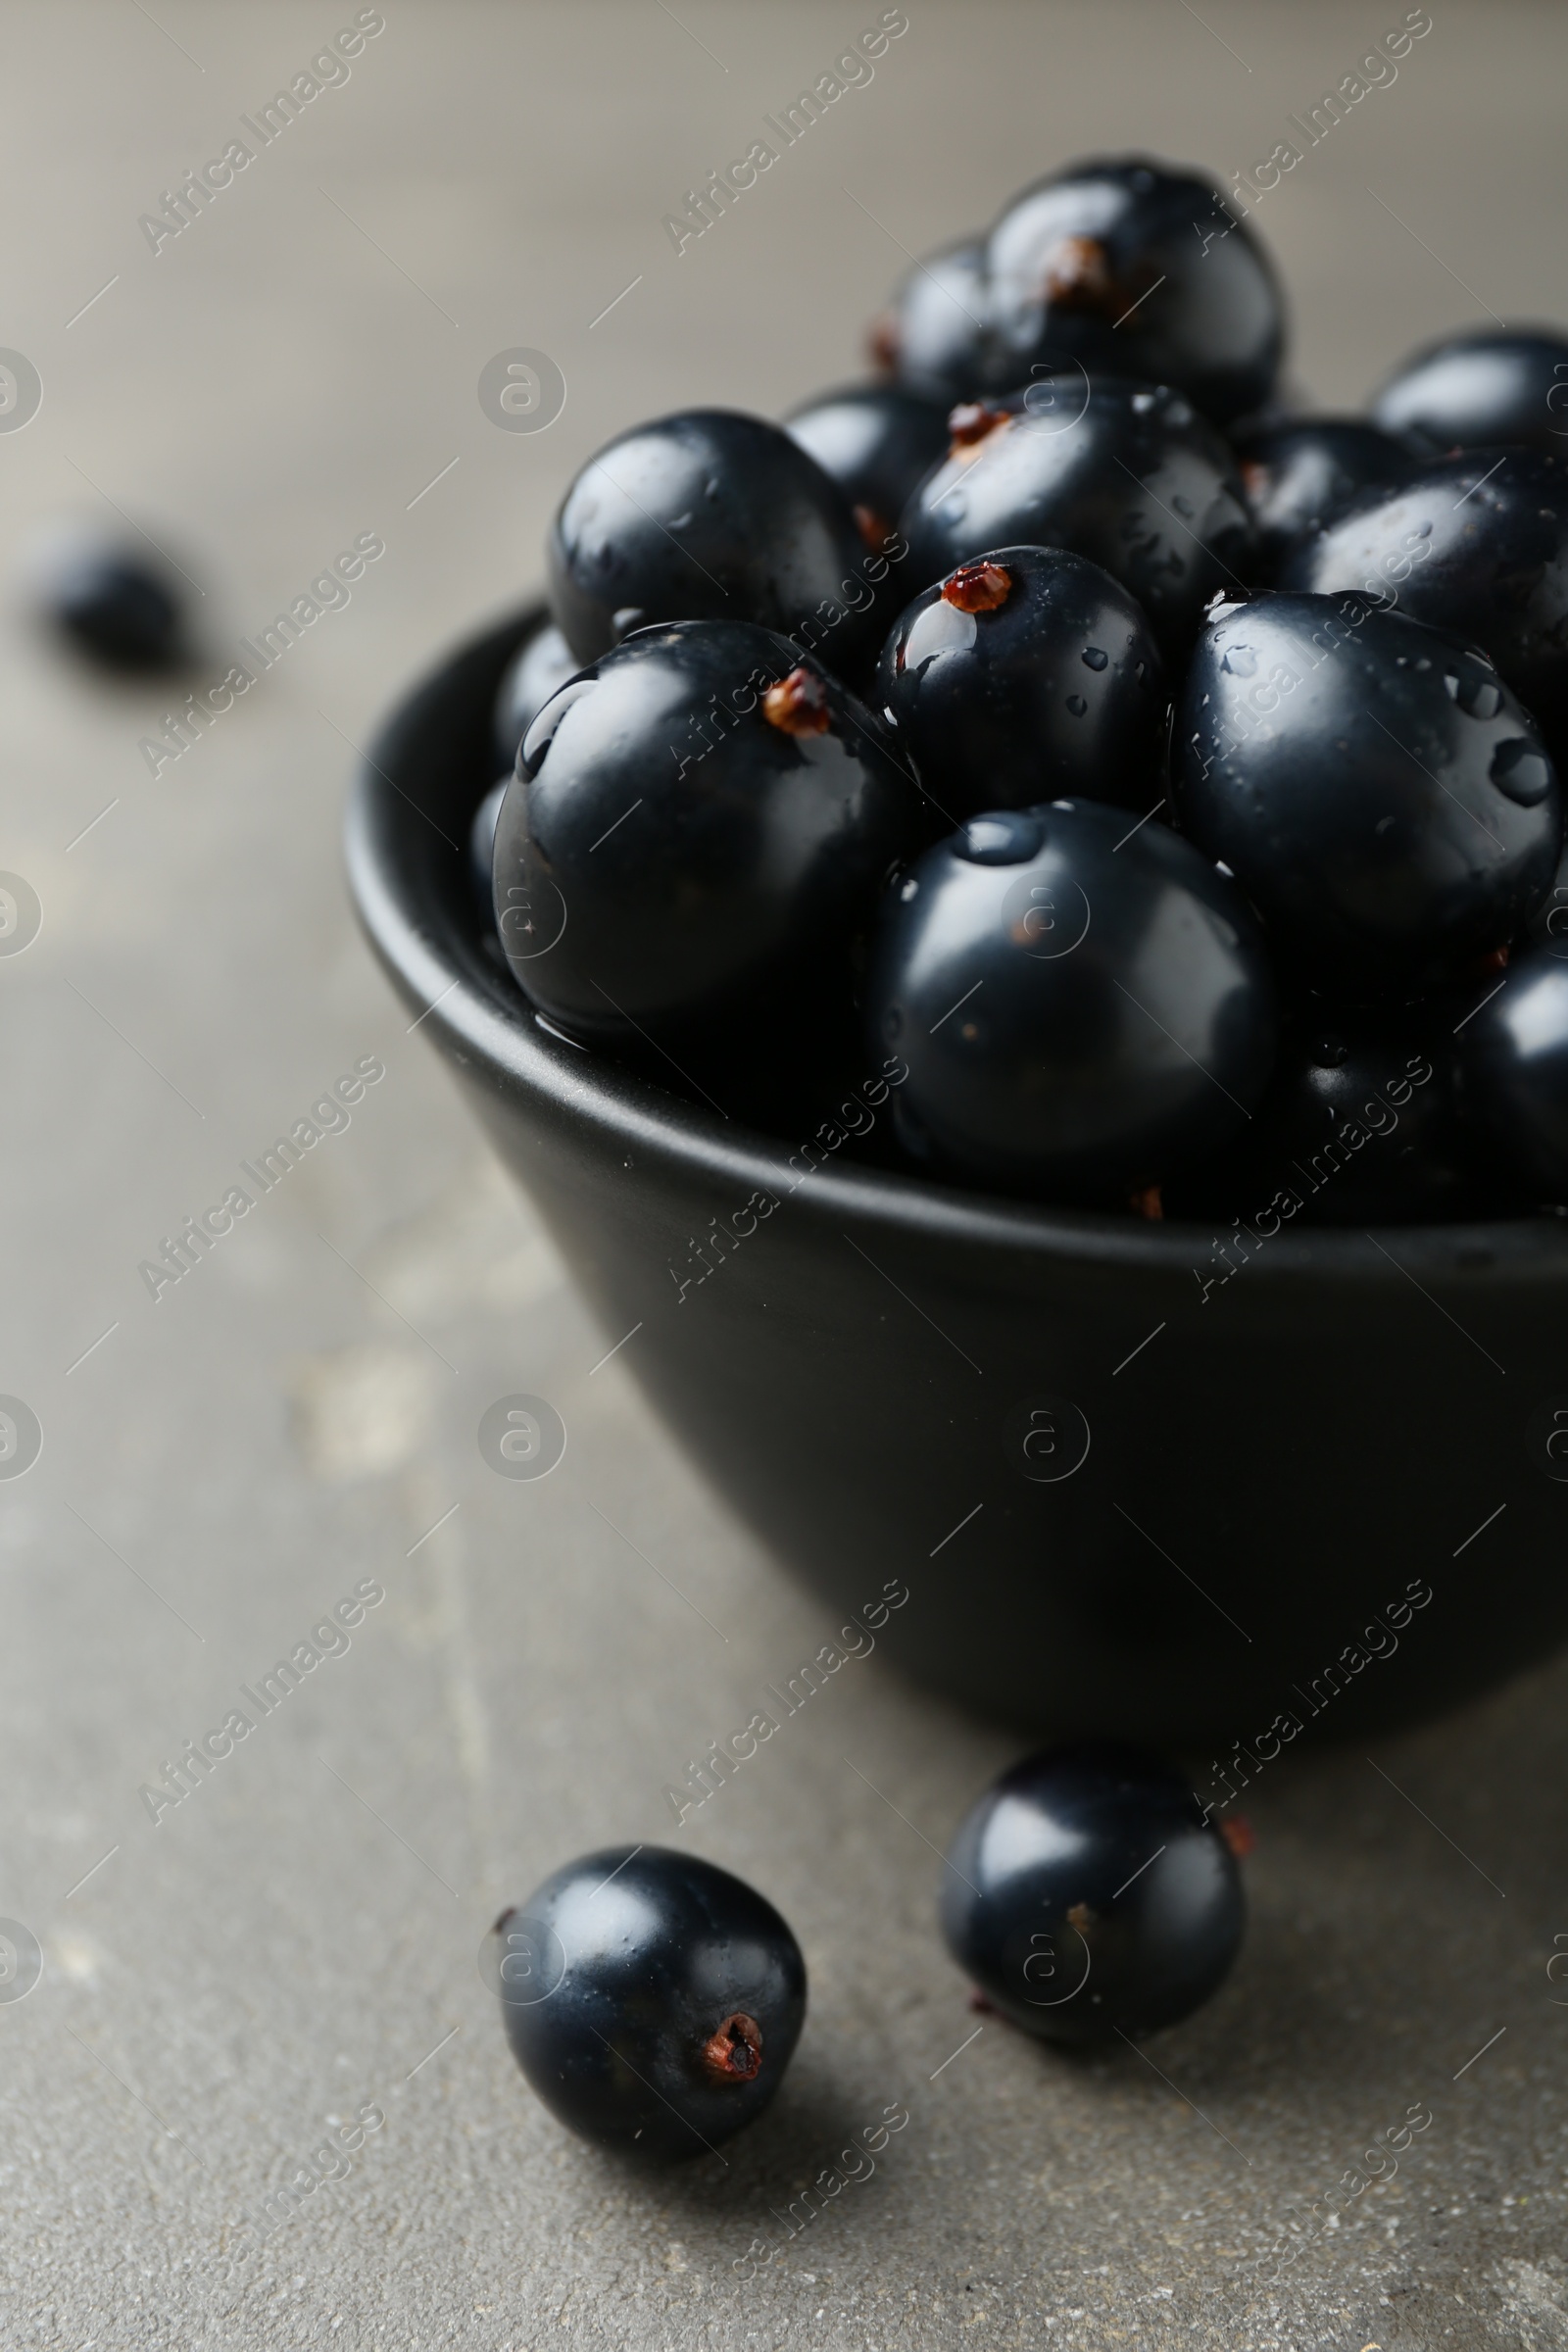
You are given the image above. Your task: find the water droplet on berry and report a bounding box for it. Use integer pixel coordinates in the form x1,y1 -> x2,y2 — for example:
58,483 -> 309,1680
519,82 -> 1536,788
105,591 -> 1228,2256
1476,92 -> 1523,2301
1446,670 -> 1503,717
1492,738 -> 1553,805
1066,693 -> 1087,716
1221,646 -> 1257,677
956,811 -> 1045,865
1082,647 -> 1108,670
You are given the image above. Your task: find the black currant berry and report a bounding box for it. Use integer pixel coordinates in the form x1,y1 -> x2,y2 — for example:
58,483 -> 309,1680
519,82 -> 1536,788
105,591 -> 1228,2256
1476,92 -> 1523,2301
901,381 -> 1252,660
495,1846 -> 806,2158
1279,449 -> 1568,768
1165,1002 -> 1481,1226
940,1744 -> 1246,2047
493,619 -> 579,771
494,619 -> 923,1083
1456,946 -> 1568,1202
1231,416 -> 1415,584
875,546 -> 1166,818
1372,325 -> 1568,456
869,236 -> 999,404
784,383 -> 951,549
548,409 -> 881,673
1173,591 -> 1561,997
867,801 -> 1276,1200
33,527 -> 187,670
983,157 -> 1285,426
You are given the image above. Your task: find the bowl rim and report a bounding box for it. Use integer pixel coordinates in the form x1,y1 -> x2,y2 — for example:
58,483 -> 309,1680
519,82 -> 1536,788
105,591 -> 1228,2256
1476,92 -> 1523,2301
344,598 -> 1568,1285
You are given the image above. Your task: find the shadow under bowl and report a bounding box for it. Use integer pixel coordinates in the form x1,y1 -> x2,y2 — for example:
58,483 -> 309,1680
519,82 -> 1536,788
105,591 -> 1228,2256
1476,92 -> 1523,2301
345,603 -> 1568,1749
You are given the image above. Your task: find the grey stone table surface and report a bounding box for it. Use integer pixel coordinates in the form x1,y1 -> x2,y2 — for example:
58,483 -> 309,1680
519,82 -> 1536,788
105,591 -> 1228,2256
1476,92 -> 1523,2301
3,3 -> 1567,2346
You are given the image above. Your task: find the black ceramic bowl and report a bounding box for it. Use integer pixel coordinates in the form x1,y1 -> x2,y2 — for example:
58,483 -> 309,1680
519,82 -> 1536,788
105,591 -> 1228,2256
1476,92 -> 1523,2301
345,606 -> 1568,1750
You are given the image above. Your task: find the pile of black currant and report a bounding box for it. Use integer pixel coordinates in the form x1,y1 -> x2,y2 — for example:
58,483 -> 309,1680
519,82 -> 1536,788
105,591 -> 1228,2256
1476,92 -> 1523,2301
483,153 -> 1568,1220
495,1744 -> 1247,2156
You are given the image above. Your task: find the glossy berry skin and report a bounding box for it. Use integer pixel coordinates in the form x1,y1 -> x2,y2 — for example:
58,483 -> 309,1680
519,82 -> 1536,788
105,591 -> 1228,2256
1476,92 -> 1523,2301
874,545 -> 1166,819
870,237 -> 998,404
901,381 -> 1253,661
34,531 -> 186,670
1456,948 -> 1568,1201
1166,1004 -> 1480,1227
785,383 -> 951,545
548,409 -> 880,672
497,1846 -> 806,2159
940,1745 -> 1245,2048
495,619 -> 922,1065
1175,592 -> 1561,997
868,801 -> 1277,1200
1231,416 -> 1415,584
493,619 -> 579,770
1279,450 -> 1568,768
983,157 -> 1285,426
1372,325 -> 1568,456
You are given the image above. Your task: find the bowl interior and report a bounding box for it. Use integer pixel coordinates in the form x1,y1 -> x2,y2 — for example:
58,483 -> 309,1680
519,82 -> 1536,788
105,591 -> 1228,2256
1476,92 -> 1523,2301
347,600 -> 1568,1289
